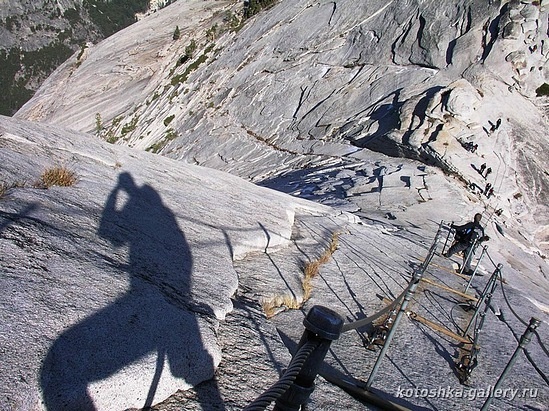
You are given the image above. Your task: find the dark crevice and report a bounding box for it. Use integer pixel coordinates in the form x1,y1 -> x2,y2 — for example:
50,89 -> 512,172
328,2 -> 337,26
391,15 -> 416,65
402,86 -> 445,145
446,38 -> 457,66
293,86 -> 309,119
481,4 -> 505,61
447,6 -> 473,66
347,64 -> 365,85
417,14 -> 427,50
300,89 -> 337,122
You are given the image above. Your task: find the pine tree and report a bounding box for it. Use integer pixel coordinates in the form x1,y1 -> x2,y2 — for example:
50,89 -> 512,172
172,25 -> 180,41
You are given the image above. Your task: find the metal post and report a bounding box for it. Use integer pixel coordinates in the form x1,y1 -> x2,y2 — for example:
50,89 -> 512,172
441,221 -> 454,255
480,317 -> 541,411
459,239 -> 478,275
366,273 -> 422,389
274,306 -> 343,411
463,264 -> 501,337
464,245 -> 488,293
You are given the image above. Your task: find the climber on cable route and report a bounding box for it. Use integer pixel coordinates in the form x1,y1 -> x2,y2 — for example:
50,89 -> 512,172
443,213 -> 490,275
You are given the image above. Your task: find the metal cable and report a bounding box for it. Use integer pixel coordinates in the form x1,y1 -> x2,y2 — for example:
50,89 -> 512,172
495,268 -> 549,386
484,248 -> 500,270
343,224 -> 443,333
490,255 -> 549,359
243,340 -> 319,411
341,281 -> 412,332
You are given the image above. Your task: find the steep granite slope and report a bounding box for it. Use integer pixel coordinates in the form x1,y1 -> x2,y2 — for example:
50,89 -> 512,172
14,0 -> 549,254
0,114 -> 352,409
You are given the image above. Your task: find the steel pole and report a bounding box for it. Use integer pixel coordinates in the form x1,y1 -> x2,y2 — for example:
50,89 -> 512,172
441,221 -> 454,255
366,274 -> 422,389
463,264 -> 501,337
274,306 -> 344,411
480,317 -> 541,411
464,245 -> 488,293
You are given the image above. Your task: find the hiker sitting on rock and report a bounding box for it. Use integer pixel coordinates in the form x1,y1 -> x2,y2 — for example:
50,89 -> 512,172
443,213 -> 490,274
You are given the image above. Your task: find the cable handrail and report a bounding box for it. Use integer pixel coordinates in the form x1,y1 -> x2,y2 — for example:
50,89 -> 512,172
243,220 -> 547,410
341,221 -> 444,333
243,340 -> 319,411
442,220 -> 549,387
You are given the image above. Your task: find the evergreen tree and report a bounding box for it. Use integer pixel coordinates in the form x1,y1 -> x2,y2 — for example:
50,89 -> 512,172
173,25 -> 181,41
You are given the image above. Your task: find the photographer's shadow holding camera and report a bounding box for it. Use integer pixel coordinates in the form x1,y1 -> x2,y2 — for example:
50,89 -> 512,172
41,172 -> 223,410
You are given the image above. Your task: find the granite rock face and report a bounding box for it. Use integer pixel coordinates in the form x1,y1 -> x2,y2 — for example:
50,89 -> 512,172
0,114 -> 349,410
4,2 -> 549,409
14,0 -> 549,250
2,113 -> 548,411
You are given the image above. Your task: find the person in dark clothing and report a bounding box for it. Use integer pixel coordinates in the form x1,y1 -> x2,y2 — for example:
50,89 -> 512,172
479,163 -> 487,175
443,213 -> 489,274
485,167 -> 492,178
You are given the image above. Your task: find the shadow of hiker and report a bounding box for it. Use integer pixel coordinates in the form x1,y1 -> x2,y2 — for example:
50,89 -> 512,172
370,166 -> 387,192
40,172 -> 224,410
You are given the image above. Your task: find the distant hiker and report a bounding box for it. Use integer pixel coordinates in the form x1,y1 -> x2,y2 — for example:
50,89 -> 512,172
471,144 -> 478,153
487,187 -> 494,199
444,213 -> 490,274
485,167 -> 492,178
495,208 -> 504,216
484,183 -> 492,195
488,118 -> 502,134
479,163 -> 487,175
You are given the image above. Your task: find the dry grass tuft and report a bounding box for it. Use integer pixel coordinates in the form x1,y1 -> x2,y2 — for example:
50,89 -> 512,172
0,182 -> 8,198
35,166 -> 77,188
262,231 -> 341,318
0,180 -> 27,198
262,294 -> 302,319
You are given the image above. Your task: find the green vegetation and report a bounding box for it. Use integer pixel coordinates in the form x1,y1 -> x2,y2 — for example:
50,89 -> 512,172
63,7 -> 81,26
535,83 -> 549,97
120,115 -> 140,136
158,0 -> 177,9
223,11 -> 242,31
164,115 -> 175,126
206,24 -> 218,41
82,0 -> 149,37
95,113 -> 103,135
177,39 -> 198,66
146,128 -> 178,154
0,41 -> 72,116
1,1 -> 156,115
172,43 -> 215,85
173,26 -> 181,41
243,0 -> 278,19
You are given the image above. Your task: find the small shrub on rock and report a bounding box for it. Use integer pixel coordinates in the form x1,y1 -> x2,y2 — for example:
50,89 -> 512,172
35,166 -> 77,188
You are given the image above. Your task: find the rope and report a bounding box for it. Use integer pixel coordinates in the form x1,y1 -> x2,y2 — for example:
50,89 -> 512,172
343,225 -> 443,333
497,270 -> 549,386
341,282 -> 411,332
243,340 -> 319,411
484,246 -> 500,270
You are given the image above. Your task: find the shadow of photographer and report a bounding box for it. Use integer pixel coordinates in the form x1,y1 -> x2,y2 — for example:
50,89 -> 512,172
41,172 -> 224,410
